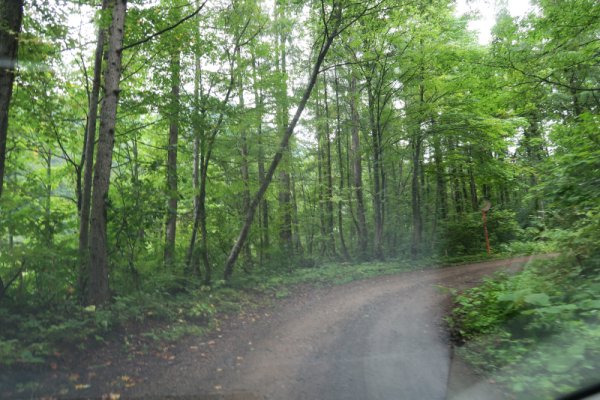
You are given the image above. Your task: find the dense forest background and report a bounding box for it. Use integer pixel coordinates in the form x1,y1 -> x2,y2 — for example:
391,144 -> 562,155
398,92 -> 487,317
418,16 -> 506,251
0,0 -> 599,395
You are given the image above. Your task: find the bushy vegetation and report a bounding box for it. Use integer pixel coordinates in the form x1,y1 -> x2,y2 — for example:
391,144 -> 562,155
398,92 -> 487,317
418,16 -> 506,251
0,285 -> 246,369
449,209 -> 600,399
437,210 -> 521,256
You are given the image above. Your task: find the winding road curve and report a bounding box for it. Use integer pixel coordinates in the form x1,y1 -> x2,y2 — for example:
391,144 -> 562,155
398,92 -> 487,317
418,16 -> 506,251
127,256 -> 539,400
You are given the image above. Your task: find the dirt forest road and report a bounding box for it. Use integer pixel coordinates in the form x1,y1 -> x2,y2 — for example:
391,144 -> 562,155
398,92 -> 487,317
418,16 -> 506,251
120,256 -> 538,400
5,256 -> 543,400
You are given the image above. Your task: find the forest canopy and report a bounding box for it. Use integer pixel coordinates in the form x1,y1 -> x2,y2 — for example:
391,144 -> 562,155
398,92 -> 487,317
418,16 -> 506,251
0,0 -> 598,308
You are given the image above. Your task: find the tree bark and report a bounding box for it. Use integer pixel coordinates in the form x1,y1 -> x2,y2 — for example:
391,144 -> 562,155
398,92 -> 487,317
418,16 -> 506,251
410,79 -> 425,259
251,54 -> 269,262
316,89 -> 326,255
237,54 -> 252,268
322,74 -> 337,257
78,0 -> 108,299
434,135 -> 447,220
350,75 -> 368,259
186,48 -> 203,278
88,0 -> 127,306
0,0 -> 24,199
367,83 -> 384,259
164,50 -> 181,267
275,2 -> 293,258
410,134 -> 422,258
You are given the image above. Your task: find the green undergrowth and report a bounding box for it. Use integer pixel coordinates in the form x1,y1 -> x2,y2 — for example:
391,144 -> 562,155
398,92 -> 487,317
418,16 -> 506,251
230,257 -> 436,294
448,254 -> 600,399
0,286 -> 252,369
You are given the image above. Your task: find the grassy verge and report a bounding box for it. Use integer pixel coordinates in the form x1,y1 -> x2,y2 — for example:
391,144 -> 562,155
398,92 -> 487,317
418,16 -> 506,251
447,254 -> 600,399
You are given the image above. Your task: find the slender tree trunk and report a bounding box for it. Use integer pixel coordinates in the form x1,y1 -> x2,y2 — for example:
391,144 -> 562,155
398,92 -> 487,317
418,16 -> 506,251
78,0 -> 108,299
186,48 -> 202,277
87,0 -> 127,306
164,50 -> 181,267
447,139 -> 463,216
291,173 -> 303,255
316,89 -> 326,255
275,5 -> 293,258
278,170 -> 293,255
434,135 -> 447,220
350,75 -> 368,259
367,84 -> 383,259
223,10 -> 341,280
0,0 -> 24,199
237,58 -> 252,269
187,133 -> 201,275
199,164 -> 210,284
460,164 -> 469,212
186,27 -> 238,285
410,134 -> 422,259
251,54 -> 269,263
431,134 -> 446,248
334,69 -> 349,260
410,79 -> 425,259
322,74 -> 336,257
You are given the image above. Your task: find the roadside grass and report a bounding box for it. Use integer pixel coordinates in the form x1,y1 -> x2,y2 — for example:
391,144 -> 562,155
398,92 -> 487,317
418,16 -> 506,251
448,253 -> 600,399
230,257 -> 433,294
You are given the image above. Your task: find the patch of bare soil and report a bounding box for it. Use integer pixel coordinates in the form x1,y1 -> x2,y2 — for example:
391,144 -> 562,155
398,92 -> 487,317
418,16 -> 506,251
1,256 -> 545,400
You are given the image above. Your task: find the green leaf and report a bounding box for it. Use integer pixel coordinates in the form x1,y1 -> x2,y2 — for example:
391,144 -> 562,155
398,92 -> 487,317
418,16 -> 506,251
524,293 -> 551,307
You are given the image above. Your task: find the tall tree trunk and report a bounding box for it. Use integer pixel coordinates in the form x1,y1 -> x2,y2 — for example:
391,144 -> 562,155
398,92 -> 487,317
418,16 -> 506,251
291,173 -> 303,255
78,0 -> 108,299
187,133 -> 201,276
87,0 -> 127,306
251,53 -> 269,263
0,0 -> 24,199
322,74 -> 336,257
334,68 -> 349,260
275,4 -> 293,258
410,80 -> 425,259
186,48 -> 202,277
410,135 -> 422,259
350,75 -> 368,259
198,163 -> 210,284
278,170 -> 293,255
237,57 -> 252,269
223,7 -> 341,280
164,50 -> 181,267
431,133 -> 446,248
316,89 -> 326,255
434,135 -> 447,220
367,83 -> 383,259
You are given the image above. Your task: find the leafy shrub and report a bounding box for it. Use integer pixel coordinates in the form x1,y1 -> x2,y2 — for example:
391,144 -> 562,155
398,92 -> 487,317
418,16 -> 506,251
438,210 -> 521,256
449,255 -> 600,399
